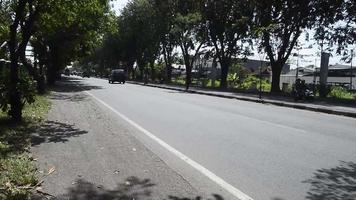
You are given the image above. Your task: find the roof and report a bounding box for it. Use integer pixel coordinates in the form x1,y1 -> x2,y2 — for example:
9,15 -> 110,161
112,69 -> 124,72
329,64 -> 353,70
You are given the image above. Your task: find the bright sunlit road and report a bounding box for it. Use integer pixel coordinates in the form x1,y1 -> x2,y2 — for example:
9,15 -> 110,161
82,77 -> 356,200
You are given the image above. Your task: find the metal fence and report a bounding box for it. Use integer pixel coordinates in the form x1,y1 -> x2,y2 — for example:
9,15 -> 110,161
280,75 -> 356,90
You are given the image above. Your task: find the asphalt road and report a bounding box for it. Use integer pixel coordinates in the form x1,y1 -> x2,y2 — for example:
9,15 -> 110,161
79,77 -> 356,200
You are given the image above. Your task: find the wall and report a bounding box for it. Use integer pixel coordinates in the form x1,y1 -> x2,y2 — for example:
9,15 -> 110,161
280,75 -> 356,89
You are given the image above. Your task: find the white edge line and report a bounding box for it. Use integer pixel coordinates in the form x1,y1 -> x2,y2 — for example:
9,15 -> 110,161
85,91 -> 254,200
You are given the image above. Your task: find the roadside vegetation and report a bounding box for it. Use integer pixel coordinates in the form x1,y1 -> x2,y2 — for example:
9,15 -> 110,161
328,87 -> 356,100
0,0 -> 112,121
1,1 -> 108,198
0,95 -> 50,200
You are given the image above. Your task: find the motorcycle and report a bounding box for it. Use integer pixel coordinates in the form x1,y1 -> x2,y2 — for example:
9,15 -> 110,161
292,79 -> 315,102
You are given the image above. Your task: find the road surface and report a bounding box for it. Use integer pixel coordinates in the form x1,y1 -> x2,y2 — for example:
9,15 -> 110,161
57,77 -> 356,200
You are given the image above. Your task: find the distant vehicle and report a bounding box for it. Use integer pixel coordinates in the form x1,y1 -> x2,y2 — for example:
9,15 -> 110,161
292,79 -> 314,102
82,71 -> 91,78
109,69 -> 126,84
64,68 -> 70,76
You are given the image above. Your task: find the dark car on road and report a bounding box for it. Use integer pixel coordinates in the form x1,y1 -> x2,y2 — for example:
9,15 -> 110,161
82,71 -> 91,78
64,68 -> 70,76
109,69 -> 126,84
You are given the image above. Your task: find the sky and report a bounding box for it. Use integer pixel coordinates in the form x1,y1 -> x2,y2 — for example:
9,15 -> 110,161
111,0 -> 129,15
249,32 -> 356,69
110,0 -> 356,69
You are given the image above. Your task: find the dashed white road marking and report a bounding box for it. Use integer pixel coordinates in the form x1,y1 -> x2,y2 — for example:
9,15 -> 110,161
85,91 -> 254,200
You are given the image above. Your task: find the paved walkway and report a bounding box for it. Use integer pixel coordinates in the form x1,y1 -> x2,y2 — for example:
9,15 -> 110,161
128,81 -> 356,118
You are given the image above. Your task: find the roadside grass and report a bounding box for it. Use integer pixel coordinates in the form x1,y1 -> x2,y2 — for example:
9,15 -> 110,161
171,77 -> 356,102
171,77 -> 186,86
0,95 -> 51,200
234,75 -> 271,92
171,76 -> 271,92
328,86 -> 356,100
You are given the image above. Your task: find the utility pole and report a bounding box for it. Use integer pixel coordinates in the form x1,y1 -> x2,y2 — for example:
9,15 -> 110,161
350,49 -> 354,91
313,58 -> 317,94
259,60 -> 262,100
320,52 -> 330,98
295,44 -> 301,80
258,51 -> 265,100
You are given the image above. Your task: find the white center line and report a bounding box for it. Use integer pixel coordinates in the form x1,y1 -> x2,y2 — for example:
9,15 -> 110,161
85,91 -> 254,200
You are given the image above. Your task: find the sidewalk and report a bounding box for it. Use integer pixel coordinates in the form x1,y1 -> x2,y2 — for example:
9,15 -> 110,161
30,80 -> 213,200
128,81 -> 356,118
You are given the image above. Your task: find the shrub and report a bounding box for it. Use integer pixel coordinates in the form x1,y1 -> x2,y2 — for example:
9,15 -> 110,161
0,67 -> 36,114
227,63 -> 250,87
238,75 -> 271,92
328,86 -> 356,100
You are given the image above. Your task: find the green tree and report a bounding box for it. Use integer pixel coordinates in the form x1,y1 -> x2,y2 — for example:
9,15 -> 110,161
81,29 -> 121,77
152,0 -> 177,83
203,0 -> 253,89
119,0 -> 163,82
314,0 -> 354,58
4,0 -> 45,121
32,0 -> 111,85
253,0 -> 343,93
171,0 -> 206,90
0,1 -> 11,58
1,0 -> 110,120
71,13 -> 118,78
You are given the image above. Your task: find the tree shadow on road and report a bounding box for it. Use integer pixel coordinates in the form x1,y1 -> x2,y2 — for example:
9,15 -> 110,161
48,77 -> 103,102
168,194 -> 224,200
50,77 -> 103,93
57,177 -> 154,200
34,177 -> 225,200
304,161 -> 356,200
166,90 -> 190,94
31,121 -> 88,146
50,92 -> 89,103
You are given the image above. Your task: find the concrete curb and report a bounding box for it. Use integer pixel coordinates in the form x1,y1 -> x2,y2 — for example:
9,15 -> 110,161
128,81 -> 356,119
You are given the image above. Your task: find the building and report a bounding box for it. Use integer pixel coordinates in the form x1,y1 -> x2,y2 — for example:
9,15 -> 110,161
193,57 -> 290,77
328,64 -> 356,77
242,59 -> 290,74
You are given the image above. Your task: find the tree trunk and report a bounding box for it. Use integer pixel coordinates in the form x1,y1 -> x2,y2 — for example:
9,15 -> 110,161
9,44 -> 22,121
137,59 -> 145,82
220,58 -> 230,89
9,58 -> 23,121
36,56 -> 46,94
127,60 -> 135,80
34,53 -> 46,94
144,67 -> 148,84
271,63 -> 282,93
163,45 -> 172,84
8,5 -> 23,121
47,63 -> 57,85
185,57 -> 192,91
47,45 -> 59,85
166,63 -> 172,84
150,60 -> 155,82
139,67 -> 144,82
